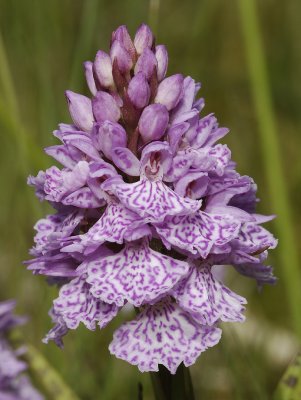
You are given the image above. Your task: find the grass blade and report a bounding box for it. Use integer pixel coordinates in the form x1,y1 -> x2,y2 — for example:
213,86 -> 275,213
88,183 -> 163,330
237,0 -> 301,338
25,344 -> 81,400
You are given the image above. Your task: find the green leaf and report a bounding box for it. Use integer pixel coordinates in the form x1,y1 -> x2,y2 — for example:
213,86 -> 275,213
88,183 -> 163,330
274,353 -> 301,400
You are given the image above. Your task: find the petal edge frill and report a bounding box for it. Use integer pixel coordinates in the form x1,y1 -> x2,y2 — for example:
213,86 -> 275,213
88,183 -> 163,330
109,299 -> 221,374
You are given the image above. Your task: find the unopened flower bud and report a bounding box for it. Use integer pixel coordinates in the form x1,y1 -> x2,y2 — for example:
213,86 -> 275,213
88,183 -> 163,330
155,45 -> 168,81
134,24 -> 154,55
92,121 -> 127,159
134,48 -> 157,80
155,74 -> 184,111
112,25 -> 136,60
92,91 -> 121,122
127,72 -> 150,109
110,40 -> 133,74
94,50 -> 114,89
83,61 -> 97,95
65,90 -> 94,132
138,104 -> 169,142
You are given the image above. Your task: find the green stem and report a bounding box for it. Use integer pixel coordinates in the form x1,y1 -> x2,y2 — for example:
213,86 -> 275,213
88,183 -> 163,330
150,364 -> 195,400
237,0 -> 301,338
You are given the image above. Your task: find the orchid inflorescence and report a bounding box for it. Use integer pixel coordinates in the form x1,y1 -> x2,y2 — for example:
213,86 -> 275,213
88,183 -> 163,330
26,23 -> 277,374
0,300 -> 43,399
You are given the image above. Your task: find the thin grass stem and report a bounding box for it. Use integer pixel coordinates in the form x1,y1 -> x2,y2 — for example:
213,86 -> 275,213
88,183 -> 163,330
237,0 -> 301,338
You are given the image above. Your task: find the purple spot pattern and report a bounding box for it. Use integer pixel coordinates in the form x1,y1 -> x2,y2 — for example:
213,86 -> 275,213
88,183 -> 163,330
80,201 -> 148,252
62,187 -> 104,208
155,212 -> 240,257
42,307 -> 69,348
53,274 -> 119,330
26,24 -> 277,374
32,210 -> 83,255
173,264 -> 246,325
232,222 -> 277,254
86,241 -> 189,306
111,178 -> 201,223
109,298 -> 222,374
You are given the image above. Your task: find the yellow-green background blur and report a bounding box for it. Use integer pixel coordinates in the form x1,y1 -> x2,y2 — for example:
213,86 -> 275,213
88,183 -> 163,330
0,1 -> 300,399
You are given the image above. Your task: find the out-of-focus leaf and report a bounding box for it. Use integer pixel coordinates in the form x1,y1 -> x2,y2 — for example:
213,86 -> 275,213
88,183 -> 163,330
274,353 -> 301,400
24,344 -> 80,400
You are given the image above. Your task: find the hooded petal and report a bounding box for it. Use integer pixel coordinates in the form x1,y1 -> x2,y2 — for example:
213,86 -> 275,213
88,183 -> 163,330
44,145 -> 78,169
62,131 -> 101,160
109,298 -> 221,374
174,171 -> 209,199
111,147 -> 140,176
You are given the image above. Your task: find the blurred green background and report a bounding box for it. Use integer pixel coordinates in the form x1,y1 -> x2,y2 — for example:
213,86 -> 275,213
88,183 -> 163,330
0,0 -> 301,399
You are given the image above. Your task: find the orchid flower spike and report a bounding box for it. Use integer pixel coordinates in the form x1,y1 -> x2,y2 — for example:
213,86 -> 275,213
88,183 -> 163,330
27,23 -> 277,375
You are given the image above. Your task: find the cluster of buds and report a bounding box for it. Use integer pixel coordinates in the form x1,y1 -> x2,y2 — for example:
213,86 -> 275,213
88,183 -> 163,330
27,24 -> 277,374
0,300 -> 43,399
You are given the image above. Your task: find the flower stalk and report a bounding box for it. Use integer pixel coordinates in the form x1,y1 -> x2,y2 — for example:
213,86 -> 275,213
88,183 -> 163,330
151,364 -> 195,400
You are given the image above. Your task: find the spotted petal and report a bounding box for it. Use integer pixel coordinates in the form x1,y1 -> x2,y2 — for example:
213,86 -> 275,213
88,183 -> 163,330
86,241 -> 189,307
80,201 -> 149,254
62,187 -> 104,208
43,308 -> 69,348
109,298 -> 221,374
32,210 -> 83,254
53,275 -> 119,330
232,222 -> 278,254
44,145 -> 77,169
234,261 -> 277,288
109,178 -> 201,223
173,264 -> 246,325
155,212 -> 240,258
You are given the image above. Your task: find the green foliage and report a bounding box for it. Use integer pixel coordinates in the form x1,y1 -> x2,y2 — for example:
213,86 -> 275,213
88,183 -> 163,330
274,354 -> 301,400
25,344 -> 81,400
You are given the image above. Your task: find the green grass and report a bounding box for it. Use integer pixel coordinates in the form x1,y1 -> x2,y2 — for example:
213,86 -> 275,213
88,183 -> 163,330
0,0 -> 301,398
